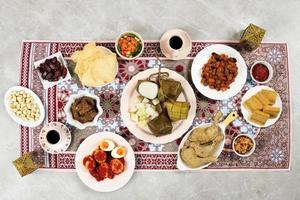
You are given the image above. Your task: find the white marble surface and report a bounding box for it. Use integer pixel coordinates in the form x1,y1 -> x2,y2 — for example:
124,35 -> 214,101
0,0 -> 299,199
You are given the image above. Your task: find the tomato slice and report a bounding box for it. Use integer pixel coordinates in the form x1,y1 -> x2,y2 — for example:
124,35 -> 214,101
107,165 -> 114,179
89,169 -> 103,182
83,155 -> 93,166
93,149 -> 107,163
110,158 -> 124,175
96,162 -> 109,180
83,155 -> 96,171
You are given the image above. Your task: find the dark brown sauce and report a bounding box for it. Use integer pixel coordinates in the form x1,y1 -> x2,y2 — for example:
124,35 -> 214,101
169,36 -> 183,50
46,130 -> 60,144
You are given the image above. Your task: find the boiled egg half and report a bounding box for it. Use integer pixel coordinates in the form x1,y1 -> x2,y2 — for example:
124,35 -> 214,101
111,146 -> 127,158
99,139 -> 115,151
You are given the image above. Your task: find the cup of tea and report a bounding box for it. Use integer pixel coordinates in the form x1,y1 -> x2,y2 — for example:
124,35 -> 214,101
39,122 -> 71,154
160,29 -> 192,60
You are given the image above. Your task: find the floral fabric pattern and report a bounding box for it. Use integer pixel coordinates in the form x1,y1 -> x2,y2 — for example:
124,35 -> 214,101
20,41 -> 291,171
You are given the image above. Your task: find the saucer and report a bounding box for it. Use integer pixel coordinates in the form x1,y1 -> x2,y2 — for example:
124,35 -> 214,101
39,122 -> 71,154
160,29 -> 192,60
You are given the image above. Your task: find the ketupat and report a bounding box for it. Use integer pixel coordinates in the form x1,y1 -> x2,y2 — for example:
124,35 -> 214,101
165,101 -> 190,122
158,79 -> 182,102
147,113 -> 173,136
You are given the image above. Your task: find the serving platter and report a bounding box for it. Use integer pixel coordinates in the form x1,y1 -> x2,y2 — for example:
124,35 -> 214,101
120,68 -> 197,144
75,132 -> 135,192
241,85 -> 282,128
4,86 -> 45,127
191,44 -> 247,100
177,112 -> 237,170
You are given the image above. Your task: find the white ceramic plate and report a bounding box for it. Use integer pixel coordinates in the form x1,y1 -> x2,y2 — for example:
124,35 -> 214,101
4,86 -> 45,127
191,44 -> 247,100
39,122 -> 71,154
34,51 -> 71,89
241,85 -> 282,128
75,132 -> 135,192
64,92 -> 103,130
120,68 -> 197,144
177,112 -> 237,170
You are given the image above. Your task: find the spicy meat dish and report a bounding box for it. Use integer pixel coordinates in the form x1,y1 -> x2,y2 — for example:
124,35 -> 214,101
201,52 -> 238,91
71,96 -> 98,123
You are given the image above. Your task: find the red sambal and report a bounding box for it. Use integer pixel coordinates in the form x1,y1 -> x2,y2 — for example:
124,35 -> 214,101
251,63 -> 269,82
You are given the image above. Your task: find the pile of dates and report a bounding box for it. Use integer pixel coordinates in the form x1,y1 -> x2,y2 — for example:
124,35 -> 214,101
37,57 -> 67,82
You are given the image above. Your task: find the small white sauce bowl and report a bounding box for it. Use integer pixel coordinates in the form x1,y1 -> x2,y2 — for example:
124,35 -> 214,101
232,134 -> 256,157
250,61 -> 273,84
115,31 -> 144,60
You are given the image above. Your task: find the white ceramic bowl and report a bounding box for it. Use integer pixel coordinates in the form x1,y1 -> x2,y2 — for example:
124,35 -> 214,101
115,31 -> 144,60
33,51 -> 71,89
232,134 -> 256,157
250,61 -> 273,84
4,86 -> 45,127
64,92 -> 103,130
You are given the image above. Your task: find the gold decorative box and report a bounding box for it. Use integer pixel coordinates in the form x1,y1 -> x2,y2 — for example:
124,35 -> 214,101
240,24 -> 266,51
12,151 -> 43,177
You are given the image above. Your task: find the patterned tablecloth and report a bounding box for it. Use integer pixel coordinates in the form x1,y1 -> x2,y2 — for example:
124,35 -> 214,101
19,40 -> 291,171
